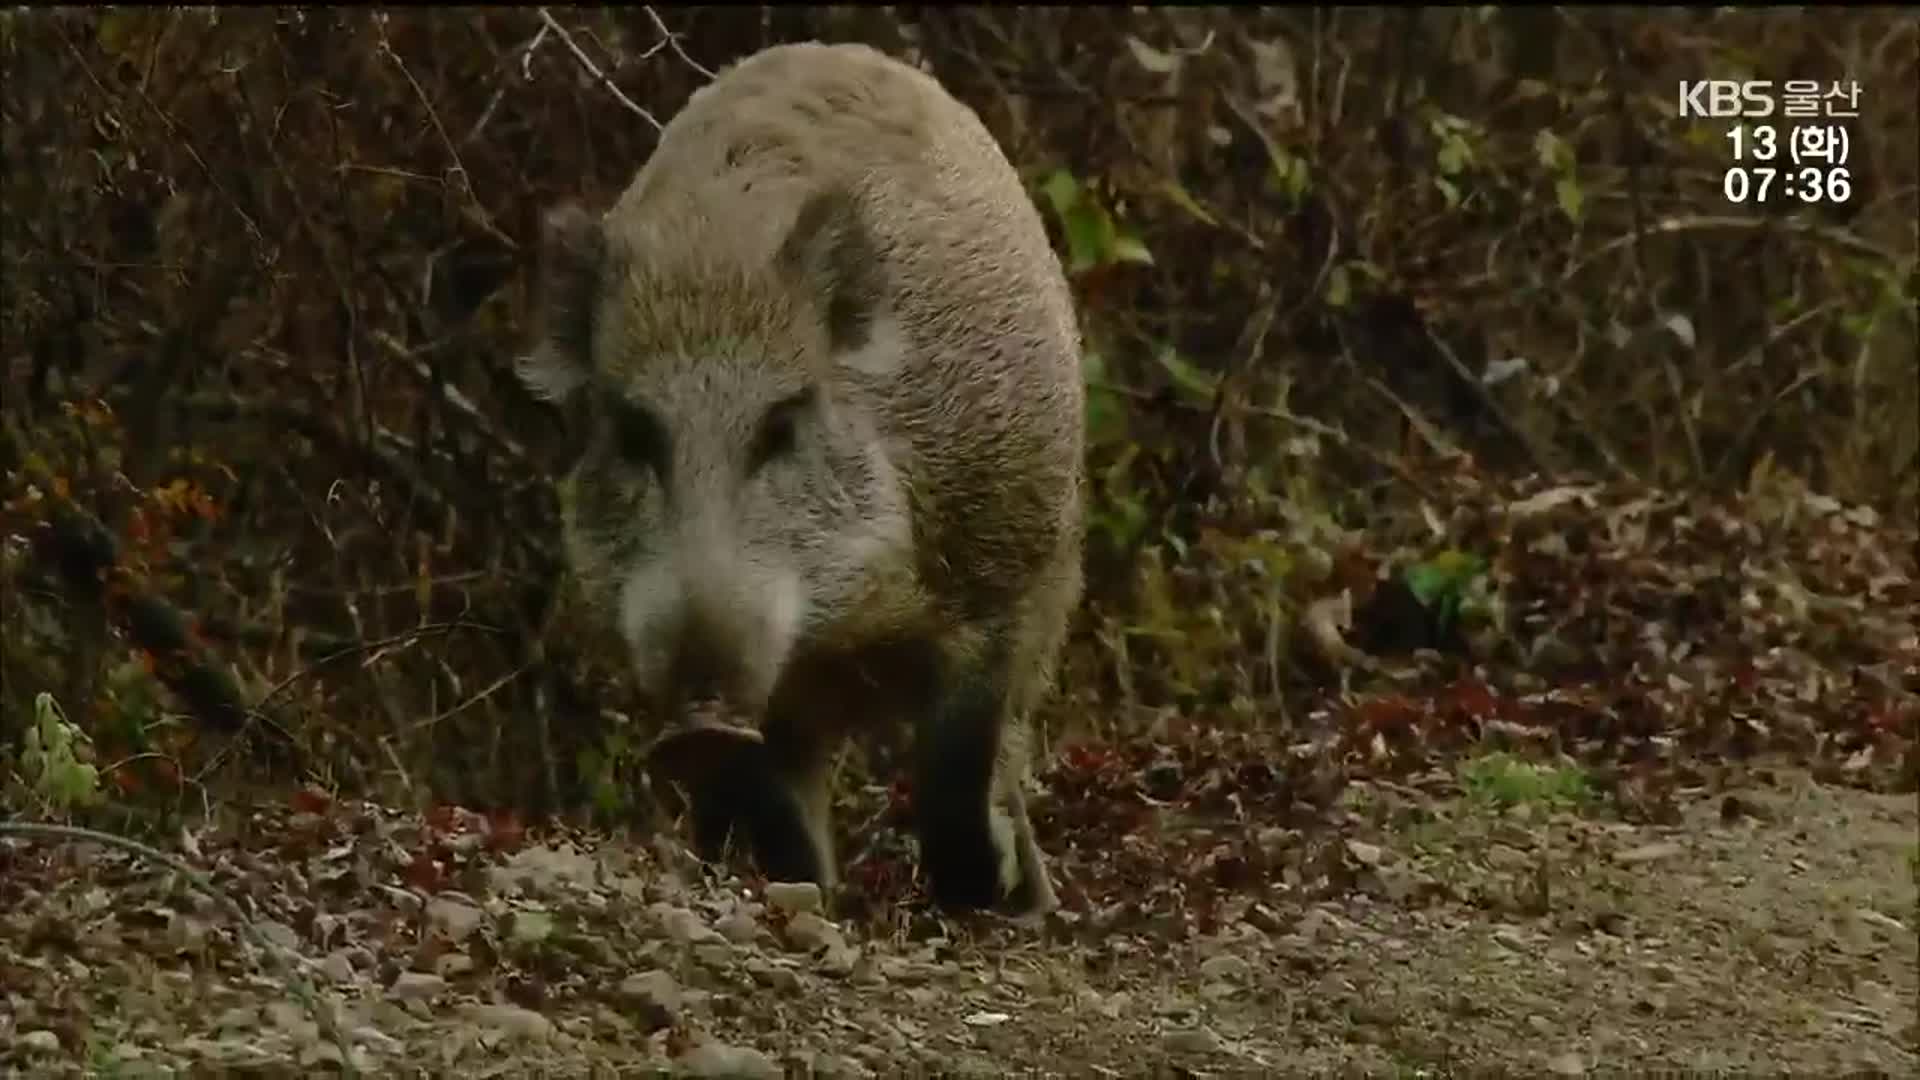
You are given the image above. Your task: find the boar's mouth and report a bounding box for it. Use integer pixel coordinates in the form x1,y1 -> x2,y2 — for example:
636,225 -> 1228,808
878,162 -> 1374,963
644,701 -> 765,790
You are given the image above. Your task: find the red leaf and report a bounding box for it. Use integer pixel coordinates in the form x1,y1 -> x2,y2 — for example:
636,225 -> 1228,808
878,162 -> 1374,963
1441,679 -> 1501,721
1354,695 -> 1424,731
404,850 -> 444,892
289,786 -> 333,815
109,766 -> 142,795
485,811 -> 526,853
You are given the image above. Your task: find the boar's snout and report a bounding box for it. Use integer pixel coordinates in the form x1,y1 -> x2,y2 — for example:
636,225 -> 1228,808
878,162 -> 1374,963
667,607 -> 757,713
622,554 -> 804,720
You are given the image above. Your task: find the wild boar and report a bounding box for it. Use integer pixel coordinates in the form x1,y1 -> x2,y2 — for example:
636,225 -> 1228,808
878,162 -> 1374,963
520,41 -> 1082,915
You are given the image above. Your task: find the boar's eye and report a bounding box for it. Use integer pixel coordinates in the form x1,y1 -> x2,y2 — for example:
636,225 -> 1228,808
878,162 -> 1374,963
748,386 -> 815,474
606,398 -> 669,475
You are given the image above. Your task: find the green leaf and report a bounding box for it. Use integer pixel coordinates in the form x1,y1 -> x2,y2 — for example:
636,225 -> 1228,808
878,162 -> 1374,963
1325,263 -> 1351,309
1063,205 -> 1111,274
1111,229 -> 1156,267
1293,157 -> 1314,196
1154,346 -> 1219,406
1554,176 -> 1584,224
96,11 -> 138,58
1082,349 -> 1126,446
1533,130 -> 1572,172
1040,170 -> 1083,221
1160,180 -> 1219,227
1278,154 -> 1312,202
1434,176 -> 1461,208
1403,550 -> 1487,609
1347,260 -> 1387,283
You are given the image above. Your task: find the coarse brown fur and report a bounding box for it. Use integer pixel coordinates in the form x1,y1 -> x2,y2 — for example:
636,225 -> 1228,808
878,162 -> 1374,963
521,41 -> 1083,915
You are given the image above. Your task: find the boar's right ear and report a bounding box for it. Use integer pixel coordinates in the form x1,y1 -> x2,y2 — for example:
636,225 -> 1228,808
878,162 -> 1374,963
517,204 -> 606,403
776,186 -> 885,354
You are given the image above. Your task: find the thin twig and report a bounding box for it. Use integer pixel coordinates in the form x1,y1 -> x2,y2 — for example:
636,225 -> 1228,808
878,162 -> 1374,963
1421,327 -> 1555,476
462,21 -> 552,147
537,7 -> 662,131
51,21 -> 267,254
643,5 -> 714,79
373,17 -> 518,251
254,620 -> 505,713
1603,16 -> 1704,484
370,330 -> 531,466
407,661 -> 533,733
1559,214 -> 1902,284
1091,378 -> 1440,501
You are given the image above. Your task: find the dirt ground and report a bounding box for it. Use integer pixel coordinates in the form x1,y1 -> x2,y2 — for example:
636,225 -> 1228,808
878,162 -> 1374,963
3,760 -> 1912,1078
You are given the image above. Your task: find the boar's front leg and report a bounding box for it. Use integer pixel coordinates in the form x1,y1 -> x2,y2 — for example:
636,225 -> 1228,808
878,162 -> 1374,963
683,717 -> 835,891
913,632 -> 1054,915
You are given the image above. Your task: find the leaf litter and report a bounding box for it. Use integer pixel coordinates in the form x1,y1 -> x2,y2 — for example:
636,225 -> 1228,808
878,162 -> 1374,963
2,469 -> 1914,1075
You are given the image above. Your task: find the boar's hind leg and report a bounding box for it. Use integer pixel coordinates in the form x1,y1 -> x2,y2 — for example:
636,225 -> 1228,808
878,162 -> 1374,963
915,632 -> 1051,913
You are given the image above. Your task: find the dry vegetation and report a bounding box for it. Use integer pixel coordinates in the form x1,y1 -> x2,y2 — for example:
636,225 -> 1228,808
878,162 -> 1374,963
2,7 -> 1915,1077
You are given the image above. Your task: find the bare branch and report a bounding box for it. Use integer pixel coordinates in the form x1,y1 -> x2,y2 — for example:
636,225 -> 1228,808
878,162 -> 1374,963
643,5 -> 715,79
537,7 -> 663,131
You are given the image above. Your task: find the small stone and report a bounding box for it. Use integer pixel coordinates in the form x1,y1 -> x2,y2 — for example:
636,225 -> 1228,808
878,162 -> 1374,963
716,909 -> 767,944
508,910 -> 555,944
426,898 -> 486,942
213,1004 -> 258,1031
818,943 -> 861,978
167,912 -> 210,953
649,903 -> 723,945
1374,866 -> 1426,904
1854,908 -> 1909,935
352,1024 -> 405,1054
19,1030 -> 60,1054
1613,840 -> 1684,865
1345,839 -> 1386,866
745,959 -> 802,993
619,969 -> 682,1029
435,952 -> 475,978
266,999 -> 317,1040
1198,953 -> 1253,983
258,919 -> 301,951
696,942 -> 737,969
389,972 -> 447,1002
319,950 -> 356,984
783,911 -> 845,953
462,1003 -> 554,1042
806,1052 -> 873,1079
1546,1049 -> 1588,1075
497,843 -> 599,891
876,957 -> 916,983
1296,906 -> 1345,940
677,1039 -> 782,1079
1241,902 -> 1285,933
1164,1026 -> 1222,1055
764,881 -> 823,916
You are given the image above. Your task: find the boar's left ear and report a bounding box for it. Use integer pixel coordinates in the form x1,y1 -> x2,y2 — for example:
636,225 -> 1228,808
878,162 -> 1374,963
518,203 -> 606,403
776,186 -> 886,353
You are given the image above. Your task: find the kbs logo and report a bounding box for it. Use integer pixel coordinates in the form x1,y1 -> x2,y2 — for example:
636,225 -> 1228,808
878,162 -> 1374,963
1677,80 -> 1776,118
